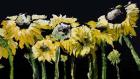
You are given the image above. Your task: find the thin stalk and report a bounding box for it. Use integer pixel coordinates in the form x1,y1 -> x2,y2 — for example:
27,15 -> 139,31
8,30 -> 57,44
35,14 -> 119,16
88,55 -> 98,79
64,62 -> 66,79
116,64 -> 120,79
26,46 -> 39,79
54,47 -> 60,79
123,36 -> 140,70
101,43 -> 107,79
88,56 -> 92,79
7,48 -> 14,79
41,62 -> 47,79
71,56 -> 75,79
30,57 -> 39,79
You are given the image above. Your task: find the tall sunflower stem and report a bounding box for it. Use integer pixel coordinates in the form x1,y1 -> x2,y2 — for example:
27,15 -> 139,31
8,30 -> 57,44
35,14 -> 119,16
88,55 -> 98,79
27,46 -> 39,79
64,62 -> 67,79
71,56 -> 75,79
54,47 -> 60,79
8,48 -> 14,79
31,57 -> 39,79
123,36 -> 140,70
88,57 -> 92,79
41,62 -> 47,79
101,43 -> 107,79
116,64 -> 120,79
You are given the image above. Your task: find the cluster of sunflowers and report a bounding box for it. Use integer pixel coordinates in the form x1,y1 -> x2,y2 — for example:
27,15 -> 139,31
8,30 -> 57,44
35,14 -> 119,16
0,2 -> 140,79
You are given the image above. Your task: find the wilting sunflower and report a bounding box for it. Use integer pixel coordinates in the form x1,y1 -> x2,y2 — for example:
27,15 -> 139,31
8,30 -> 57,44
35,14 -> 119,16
1,14 -> 50,49
97,3 -> 139,40
32,36 -> 59,62
61,25 -> 96,57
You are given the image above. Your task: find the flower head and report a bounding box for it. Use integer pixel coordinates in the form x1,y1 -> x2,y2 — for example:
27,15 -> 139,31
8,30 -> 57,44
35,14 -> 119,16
63,26 -> 95,57
52,23 -> 71,41
107,49 -> 120,65
32,37 -> 59,62
1,14 -> 50,49
97,3 -> 139,40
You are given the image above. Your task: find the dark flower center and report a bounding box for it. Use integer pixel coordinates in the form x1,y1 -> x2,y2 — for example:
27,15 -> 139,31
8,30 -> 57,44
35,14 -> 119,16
16,23 -> 31,29
106,7 -> 126,23
40,43 -> 50,52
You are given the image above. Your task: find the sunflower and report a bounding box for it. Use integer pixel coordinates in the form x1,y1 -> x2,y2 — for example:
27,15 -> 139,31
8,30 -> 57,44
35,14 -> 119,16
52,23 -> 72,41
97,3 -> 139,41
61,26 -> 96,57
1,14 -> 50,49
50,15 -> 79,41
32,36 -> 60,62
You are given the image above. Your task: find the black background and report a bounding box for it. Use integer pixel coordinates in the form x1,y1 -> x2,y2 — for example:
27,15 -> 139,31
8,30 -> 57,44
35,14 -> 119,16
0,0 -> 140,79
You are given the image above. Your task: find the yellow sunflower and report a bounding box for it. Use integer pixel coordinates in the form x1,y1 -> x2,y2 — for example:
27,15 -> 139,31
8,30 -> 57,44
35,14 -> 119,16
97,3 -> 139,41
1,14 -> 50,49
32,36 -> 60,62
50,15 -> 79,41
61,26 -> 96,57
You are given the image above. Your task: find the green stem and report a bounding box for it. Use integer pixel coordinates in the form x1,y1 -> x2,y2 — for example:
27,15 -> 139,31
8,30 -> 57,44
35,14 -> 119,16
88,57 -> 92,79
26,46 -> 39,79
116,64 -> 120,79
31,57 -> 39,79
123,36 -> 140,70
8,48 -> 14,79
64,62 -> 66,79
101,43 -> 107,79
54,47 -> 60,79
41,62 -> 47,79
71,56 -> 75,79
88,55 -> 98,79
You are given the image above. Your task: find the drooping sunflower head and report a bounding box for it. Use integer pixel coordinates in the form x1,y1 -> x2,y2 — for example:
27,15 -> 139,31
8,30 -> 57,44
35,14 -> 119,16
96,2 -> 139,41
32,37 -> 59,62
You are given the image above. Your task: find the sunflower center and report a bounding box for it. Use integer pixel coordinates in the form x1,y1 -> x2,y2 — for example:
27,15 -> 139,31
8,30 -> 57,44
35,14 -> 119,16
106,6 -> 126,23
52,23 -> 71,40
15,14 -> 31,29
40,44 -> 50,52
58,23 -> 70,35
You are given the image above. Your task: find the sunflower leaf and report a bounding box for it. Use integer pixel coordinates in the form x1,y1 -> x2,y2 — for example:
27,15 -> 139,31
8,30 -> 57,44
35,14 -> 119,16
123,36 -> 140,70
0,36 -> 8,48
